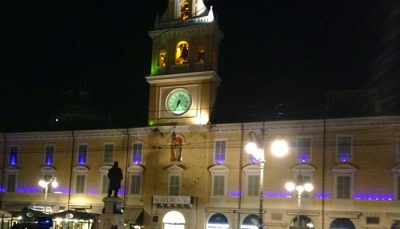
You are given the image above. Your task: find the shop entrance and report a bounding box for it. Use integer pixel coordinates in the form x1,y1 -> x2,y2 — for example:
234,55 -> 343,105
162,211 -> 185,229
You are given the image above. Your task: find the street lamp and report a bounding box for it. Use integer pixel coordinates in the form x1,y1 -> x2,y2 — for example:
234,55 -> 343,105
285,175 -> 313,228
38,177 -> 58,202
245,130 -> 289,229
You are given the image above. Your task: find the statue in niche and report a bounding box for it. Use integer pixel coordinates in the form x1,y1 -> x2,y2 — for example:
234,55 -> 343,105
198,50 -> 204,62
170,136 -> 183,161
179,44 -> 189,62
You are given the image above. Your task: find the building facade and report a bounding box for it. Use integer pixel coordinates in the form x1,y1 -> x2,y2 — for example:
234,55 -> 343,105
1,117 -> 400,229
1,1 -> 400,229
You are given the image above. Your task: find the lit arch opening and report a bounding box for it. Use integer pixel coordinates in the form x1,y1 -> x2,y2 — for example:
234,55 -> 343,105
163,211 -> 185,229
180,2 -> 189,20
176,41 -> 189,64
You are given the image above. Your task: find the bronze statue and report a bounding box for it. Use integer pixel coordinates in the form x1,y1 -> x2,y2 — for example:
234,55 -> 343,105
108,161 -> 123,197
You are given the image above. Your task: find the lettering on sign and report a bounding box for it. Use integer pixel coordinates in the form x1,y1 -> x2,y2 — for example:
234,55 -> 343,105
153,196 -> 191,204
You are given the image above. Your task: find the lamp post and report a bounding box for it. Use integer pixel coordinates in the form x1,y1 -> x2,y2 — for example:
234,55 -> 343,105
245,130 -> 289,229
38,177 -> 58,202
285,175 -> 313,228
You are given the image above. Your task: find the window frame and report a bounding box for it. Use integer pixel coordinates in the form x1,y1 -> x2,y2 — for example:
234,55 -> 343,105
396,134 -> 400,161
336,135 -> 353,162
73,166 -> 89,194
39,166 -> 56,193
44,144 -> 55,166
167,165 -> 184,196
214,139 -> 227,164
127,165 -> 144,195
243,165 -> 261,197
297,136 -> 312,162
78,144 -> 88,165
132,142 -> 143,165
9,145 -> 18,165
103,143 -> 114,164
5,166 -> 19,192
332,164 -> 357,199
391,165 -> 400,200
99,165 -> 112,194
289,164 -> 316,199
209,165 -> 229,197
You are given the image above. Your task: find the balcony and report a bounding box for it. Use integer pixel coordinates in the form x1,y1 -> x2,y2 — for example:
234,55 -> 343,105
155,15 -> 212,30
171,63 -> 190,74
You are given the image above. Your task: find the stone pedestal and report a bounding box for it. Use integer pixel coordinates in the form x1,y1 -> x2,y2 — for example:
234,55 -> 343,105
99,197 -> 124,229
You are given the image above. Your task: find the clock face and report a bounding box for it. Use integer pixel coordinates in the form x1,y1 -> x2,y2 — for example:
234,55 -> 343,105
166,89 -> 192,115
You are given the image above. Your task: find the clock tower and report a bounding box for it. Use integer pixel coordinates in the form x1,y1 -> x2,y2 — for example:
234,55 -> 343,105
146,0 -> 223,126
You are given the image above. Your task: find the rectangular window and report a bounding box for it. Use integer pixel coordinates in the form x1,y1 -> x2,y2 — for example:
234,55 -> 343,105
197,49 -> 205,62
9,146 -> 18,165
130,175 -> 142,195
298,175 -> 311,198
6,174 -> 16,192
41,174 -> 54,193
397,176 -> 400,200
159,52 -> 166,66
132,143 -> 142,165
101,175 -> 109,194
215,140 -> 226,164
337,175 -> 351,199
247,175 -> 260,196
337,136 -> 352,162
75,175 -> 86,193
103,144 -> 114,164
78,144 -> 88,165
213,175 -> 225,196
397,134 -> 400,161
45,145 -> 54,165
169,175 -> 180,196
298,137 -> 311,162
366,217 -> 379,224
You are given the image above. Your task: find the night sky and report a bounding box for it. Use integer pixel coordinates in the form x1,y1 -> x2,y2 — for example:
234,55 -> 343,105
1,1 -> 386,131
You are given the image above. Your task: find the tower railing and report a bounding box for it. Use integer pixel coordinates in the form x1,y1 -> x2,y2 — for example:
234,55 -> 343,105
154,15 -> 212,30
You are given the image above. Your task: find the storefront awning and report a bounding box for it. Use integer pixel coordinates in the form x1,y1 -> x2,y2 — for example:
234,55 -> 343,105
4,204 -> 28,212
123,208 -> 143,225
52,210 -> 98,220
0,210 -> 12,218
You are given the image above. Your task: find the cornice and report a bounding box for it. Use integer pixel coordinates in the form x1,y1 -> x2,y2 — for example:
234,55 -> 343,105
146,71 -> 220,84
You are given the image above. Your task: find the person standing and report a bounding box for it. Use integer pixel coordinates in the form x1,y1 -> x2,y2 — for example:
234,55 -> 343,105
108,161 -> 123,197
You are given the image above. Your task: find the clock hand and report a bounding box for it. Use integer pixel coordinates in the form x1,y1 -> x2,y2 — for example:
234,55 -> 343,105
174,100 -> 181,111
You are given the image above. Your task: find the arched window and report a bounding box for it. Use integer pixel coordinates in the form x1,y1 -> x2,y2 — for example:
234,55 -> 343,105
290,215 -> 314,228
330,218 -> 355,229
241,214 -> 259,229
207,213 -> 229,229
163,211 -> 185,229
180,2 -> 189,20
391,220 -> 400,229
176,42 -> 189,64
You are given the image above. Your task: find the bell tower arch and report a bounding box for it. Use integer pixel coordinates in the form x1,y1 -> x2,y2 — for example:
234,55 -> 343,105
146,0 -> 223,126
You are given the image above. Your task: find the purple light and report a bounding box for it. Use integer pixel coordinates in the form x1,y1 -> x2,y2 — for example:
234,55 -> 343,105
216,156 -> 224,164
45,158 -> 52,166
315,193 -> 331,198
229,190 -> 241,197
341,152 -> 348,162
78,157 -> 86,165
9,154 -> 17,165
300,152 -> 308,162
353,194 -> 394,200
88,189 -> 99,194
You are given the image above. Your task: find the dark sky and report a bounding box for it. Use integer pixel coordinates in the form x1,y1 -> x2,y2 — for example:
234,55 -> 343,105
1,1 -> 385,130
